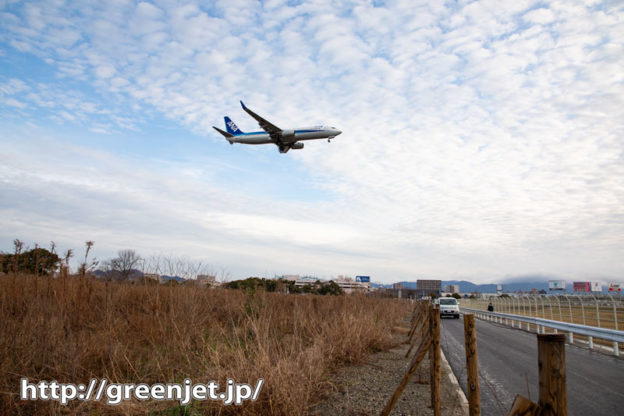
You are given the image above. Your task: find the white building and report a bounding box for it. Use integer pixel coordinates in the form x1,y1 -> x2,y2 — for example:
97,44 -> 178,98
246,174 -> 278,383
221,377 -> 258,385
197,274 -> 216,286
445,284 -> 460,294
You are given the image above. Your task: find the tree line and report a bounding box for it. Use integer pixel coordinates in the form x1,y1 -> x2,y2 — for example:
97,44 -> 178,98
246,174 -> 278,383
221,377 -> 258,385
224,277 -> 344,296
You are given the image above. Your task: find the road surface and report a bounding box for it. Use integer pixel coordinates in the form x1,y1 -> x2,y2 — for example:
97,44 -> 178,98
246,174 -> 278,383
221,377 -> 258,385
440,316 -> 624,415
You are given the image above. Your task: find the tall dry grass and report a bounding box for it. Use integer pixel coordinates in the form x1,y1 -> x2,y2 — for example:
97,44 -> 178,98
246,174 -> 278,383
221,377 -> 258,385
0,274 -> 411,415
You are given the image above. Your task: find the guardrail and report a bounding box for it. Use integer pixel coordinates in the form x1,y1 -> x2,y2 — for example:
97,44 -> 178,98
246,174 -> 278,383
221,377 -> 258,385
461,307 -> 624,357
462,294 -> 623,331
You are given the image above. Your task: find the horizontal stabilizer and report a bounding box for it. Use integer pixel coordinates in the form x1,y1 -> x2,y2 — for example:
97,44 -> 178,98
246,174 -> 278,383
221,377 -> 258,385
212,126 -> 234,144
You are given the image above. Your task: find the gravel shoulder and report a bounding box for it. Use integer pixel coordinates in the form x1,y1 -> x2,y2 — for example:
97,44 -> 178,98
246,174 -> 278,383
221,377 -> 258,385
310,324 -> 468,416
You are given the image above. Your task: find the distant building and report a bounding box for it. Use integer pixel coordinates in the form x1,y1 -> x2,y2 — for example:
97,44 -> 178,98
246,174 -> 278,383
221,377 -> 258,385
445,284 -> 460,294
282,275 -> 300,281
334,277 -> 369,294
293,276 -> 321,287
197,274 -> 216,286
282,275 -> 369,294
417,279 -> 441,294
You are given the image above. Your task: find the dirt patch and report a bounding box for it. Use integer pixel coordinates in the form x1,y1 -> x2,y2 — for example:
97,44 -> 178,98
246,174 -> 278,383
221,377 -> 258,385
310,326 -> 467,416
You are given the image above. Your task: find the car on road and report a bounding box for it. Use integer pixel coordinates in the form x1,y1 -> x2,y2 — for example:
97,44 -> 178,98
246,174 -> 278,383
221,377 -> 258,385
438,298 -> 460,319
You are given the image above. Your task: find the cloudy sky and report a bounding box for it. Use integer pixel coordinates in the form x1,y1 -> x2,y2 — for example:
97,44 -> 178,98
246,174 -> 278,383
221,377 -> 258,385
1,0 -> 623,284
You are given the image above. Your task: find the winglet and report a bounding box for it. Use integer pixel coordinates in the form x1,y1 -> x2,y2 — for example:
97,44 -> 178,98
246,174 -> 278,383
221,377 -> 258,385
240,100 -> 247,110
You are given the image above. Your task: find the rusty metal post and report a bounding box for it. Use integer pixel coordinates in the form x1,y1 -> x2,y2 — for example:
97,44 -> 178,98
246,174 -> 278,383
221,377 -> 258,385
464,314 -> 480,416
538,334 -> 567,416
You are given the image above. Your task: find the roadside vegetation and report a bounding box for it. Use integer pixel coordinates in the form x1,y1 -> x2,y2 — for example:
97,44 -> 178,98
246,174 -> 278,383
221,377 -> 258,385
0,243 -> 410,415
224,276 -> 344,296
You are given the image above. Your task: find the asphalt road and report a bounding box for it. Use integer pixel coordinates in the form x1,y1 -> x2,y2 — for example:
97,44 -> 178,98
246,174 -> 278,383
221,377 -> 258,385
440,316 -> 624,415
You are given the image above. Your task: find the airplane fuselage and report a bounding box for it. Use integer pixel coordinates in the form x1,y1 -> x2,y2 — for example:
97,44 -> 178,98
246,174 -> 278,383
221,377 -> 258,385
229,126 -> 340,145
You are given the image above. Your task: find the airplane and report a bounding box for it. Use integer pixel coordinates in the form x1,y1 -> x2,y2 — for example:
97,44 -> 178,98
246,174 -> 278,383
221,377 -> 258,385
213,101 -> 342,153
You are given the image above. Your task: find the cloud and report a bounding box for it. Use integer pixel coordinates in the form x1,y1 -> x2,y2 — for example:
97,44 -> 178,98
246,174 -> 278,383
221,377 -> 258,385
1,0 -> 623,282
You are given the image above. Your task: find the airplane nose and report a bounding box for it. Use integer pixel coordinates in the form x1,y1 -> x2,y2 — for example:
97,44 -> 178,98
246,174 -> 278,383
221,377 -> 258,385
335,130 -> 342,136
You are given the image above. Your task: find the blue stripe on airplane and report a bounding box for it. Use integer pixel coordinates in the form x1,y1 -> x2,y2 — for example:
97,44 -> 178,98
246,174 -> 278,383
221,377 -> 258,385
234,129 -> 323,136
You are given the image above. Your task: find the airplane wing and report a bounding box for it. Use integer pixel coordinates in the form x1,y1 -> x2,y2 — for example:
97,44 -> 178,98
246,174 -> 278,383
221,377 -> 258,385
240,101 -> 282,139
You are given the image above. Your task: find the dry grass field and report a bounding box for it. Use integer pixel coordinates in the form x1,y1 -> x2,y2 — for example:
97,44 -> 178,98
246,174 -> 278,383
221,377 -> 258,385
0,274 -> 412,415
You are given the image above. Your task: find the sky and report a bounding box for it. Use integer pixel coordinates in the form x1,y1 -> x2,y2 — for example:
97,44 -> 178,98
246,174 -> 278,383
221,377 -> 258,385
1,0 -> 623,284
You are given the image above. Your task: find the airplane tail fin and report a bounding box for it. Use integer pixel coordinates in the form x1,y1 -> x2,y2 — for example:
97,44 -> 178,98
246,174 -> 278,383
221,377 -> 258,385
224,116 -> 244,135
212,126 -> 234,144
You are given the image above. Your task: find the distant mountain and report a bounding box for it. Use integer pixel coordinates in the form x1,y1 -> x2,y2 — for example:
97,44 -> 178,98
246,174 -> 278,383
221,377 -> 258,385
93,268 -> 143,279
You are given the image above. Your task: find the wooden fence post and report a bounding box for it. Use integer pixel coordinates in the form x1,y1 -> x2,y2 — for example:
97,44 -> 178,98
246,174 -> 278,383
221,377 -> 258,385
430,304 -> 441,416
464,314 -> 481,416
538,334 -> 567,416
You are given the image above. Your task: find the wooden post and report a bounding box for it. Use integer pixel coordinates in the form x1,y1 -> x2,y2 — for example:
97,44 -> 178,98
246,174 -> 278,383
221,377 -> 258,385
464,314 -> 481,416
430,304 -> 441,416
538,334 -> 567,416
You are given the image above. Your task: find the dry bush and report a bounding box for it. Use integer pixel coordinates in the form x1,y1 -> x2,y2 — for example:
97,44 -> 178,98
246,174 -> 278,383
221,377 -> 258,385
0,274 -> 411,415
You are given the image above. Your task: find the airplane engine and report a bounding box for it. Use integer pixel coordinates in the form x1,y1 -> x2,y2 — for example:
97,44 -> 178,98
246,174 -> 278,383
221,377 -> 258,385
281,129 -> 295,140
290,142 -> 304,150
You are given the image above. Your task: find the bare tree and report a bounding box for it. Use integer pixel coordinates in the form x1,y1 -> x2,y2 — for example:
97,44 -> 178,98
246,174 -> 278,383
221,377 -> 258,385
217,267 -> 231,284
142,255 -> 215,281
102,249 -> 142,281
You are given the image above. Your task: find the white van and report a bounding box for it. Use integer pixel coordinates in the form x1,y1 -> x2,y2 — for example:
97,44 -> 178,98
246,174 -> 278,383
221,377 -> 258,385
438,298 -> 460,319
